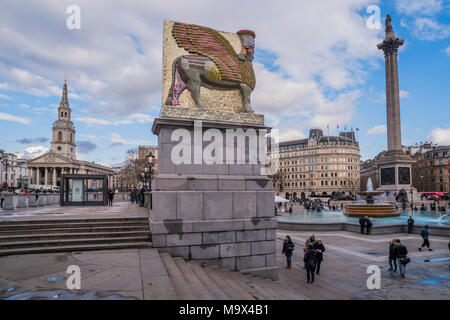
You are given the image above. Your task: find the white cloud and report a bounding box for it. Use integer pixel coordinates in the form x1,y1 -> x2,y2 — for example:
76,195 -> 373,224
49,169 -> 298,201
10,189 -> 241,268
279,129 -> 307,142
111,132 -> 148,145
0,93 -> 11,100
367,125 -> 386,136
396,0 -> 443,16
0,112 -> 31,124
15,145 -> 48,159
445,47 -> 450,56
75,117 -> 114,126
75,113 -> 153,126
0,0 -> 382,125
19,104 -> 30,109
428,127 -> 450,145
399,90 -> 409,98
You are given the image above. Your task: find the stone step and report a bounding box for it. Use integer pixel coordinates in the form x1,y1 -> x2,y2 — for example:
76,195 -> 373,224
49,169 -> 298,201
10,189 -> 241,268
0,216 -> 148,225
213,268 -> 256,300
0,221 -> 148,231
0,236 -> 151,250
173,257 -> 214,300
0,231 -> 151,242
139,249 -> 178,300
159,252 -> 196,299
257,278 -> 299,300
0,241 -> 152,256
227,271 -> 267,300
187,261 -> 229,300
204,266 -> 249,300
0,225 -> 150,236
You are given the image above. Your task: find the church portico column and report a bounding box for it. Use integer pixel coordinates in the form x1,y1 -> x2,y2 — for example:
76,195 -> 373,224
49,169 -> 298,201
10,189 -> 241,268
44,167 -> 48,186
36,167 -> 40,185
52,167 -> 56,187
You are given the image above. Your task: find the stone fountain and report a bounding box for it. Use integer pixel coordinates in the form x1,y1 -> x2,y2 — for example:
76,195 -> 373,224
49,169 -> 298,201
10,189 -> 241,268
345,178 -> 400,217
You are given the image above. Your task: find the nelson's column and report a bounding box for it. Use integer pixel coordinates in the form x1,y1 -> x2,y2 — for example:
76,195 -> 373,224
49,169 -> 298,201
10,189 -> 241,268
376,15 -> 415,192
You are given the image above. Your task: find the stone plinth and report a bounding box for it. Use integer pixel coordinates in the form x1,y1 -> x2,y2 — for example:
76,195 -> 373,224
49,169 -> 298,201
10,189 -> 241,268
2,193 -> 18,210
17,194 -> 29,208
28,195 -> 38,207
377,152 -> 415,193
36,194 -> 45,207
150,116 -> 278,280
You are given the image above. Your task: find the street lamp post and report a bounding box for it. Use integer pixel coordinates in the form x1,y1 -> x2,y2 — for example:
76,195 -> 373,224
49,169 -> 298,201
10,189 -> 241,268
146,151 -> 155,209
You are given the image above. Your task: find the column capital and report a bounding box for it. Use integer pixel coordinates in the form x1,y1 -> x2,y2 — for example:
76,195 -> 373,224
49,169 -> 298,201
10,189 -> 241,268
377,38 -> 404,56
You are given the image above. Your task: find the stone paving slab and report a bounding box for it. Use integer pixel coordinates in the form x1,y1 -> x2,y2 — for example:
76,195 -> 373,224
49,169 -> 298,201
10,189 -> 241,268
0,203 -> 149,221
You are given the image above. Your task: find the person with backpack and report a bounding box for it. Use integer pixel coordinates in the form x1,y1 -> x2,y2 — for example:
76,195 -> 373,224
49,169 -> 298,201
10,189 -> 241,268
395,239 -> 409,278
388,239 -> 397,272
418,225 -> 433,251
282,235 -> 295,269
313,239 -> 325,275
303,243 -> 316,283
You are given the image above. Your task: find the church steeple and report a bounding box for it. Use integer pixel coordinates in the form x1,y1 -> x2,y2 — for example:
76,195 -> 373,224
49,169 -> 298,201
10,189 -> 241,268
51,78 -> 76,159
60,77 -> 69,108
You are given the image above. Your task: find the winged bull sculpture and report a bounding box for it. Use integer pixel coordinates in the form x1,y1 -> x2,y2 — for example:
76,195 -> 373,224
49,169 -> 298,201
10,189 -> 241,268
165,22 -> 256,113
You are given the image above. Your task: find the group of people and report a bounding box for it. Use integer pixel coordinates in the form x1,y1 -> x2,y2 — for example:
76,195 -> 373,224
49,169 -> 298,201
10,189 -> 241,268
388,239 -> 409,278
358,216 -> 373,234
129,187 -> 149,207
282,235 -> 326,284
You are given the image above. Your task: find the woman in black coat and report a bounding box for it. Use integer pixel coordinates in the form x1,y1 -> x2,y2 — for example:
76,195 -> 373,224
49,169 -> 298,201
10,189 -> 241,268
303,243 -> 316,283
313,239 -> 325,275
282,236 -> 295,269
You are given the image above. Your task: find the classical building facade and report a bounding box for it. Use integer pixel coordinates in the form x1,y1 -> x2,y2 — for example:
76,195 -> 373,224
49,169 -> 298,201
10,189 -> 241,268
27,80 -> 114,188
271,129 -> 361,199
411,145 -> 450,192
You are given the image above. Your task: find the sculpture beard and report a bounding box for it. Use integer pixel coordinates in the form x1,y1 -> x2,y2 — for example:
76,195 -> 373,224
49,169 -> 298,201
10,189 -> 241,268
238,35 -> 255,62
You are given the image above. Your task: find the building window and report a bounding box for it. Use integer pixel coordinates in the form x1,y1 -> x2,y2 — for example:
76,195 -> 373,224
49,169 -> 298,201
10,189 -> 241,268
57,146 -> 62,151
58,131 -> 62,141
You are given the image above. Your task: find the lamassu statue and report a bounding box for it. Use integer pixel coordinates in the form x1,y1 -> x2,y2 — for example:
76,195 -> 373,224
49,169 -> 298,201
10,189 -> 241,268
165,22 -> 256,113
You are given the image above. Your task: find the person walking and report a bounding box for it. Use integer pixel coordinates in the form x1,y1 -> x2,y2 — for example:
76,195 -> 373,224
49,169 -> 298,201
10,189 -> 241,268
139,187 -> 145,207
388,239 -> 397,272
395,239 -> 409,278
108,188 -> 114,206
359,216 -> 366,234
418,225 -> 433,251
303,243 -> 316,283
407,216 -> 414,233
282,236 -> 295,269
313,239 -> 325,275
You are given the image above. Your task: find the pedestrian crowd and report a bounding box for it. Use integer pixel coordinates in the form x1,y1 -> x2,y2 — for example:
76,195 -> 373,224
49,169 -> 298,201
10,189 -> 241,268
282,234 -> 326,284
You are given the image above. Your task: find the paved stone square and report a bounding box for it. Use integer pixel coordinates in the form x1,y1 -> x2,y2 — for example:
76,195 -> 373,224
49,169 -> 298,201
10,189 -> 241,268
276,230 -> 450,299
0,228 -> 448,300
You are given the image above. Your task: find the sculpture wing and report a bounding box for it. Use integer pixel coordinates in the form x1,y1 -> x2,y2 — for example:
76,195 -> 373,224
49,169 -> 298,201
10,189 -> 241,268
172,22 -> 242,83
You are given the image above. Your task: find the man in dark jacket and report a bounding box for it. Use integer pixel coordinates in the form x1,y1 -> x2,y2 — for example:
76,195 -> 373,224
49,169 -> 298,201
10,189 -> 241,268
313,239 -> 325,275
303,243 -> 316,283
359,216 -> 366,234
388,239 -> 397,272
395,239 -> 408,278
365,216 -> 373,235
282,236 -> 295,269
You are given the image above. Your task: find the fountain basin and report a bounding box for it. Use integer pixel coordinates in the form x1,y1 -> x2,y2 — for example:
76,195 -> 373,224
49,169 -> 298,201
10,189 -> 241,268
345,204 -> 400,217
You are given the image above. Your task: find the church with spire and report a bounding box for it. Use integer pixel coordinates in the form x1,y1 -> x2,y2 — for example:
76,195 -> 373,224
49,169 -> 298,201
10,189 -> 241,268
51,79 -> 76,159
27,79 -> 114,188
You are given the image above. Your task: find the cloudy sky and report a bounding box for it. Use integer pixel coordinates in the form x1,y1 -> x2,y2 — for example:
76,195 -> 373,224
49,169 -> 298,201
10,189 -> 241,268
0,0 -> 449,165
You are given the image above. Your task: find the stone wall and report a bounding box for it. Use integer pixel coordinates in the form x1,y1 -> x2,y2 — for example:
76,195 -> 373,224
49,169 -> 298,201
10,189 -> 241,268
150,117 -> 278,280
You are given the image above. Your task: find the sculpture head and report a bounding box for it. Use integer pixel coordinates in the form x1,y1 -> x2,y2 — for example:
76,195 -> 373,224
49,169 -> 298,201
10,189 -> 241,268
237,30 -> 255,62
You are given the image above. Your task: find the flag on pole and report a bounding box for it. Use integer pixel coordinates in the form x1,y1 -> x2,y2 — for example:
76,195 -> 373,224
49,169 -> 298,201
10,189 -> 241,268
356,128 -> 359,131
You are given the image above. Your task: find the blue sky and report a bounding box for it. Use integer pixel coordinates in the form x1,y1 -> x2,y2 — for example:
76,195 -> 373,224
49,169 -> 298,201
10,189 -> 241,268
0,0 -> 449,166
